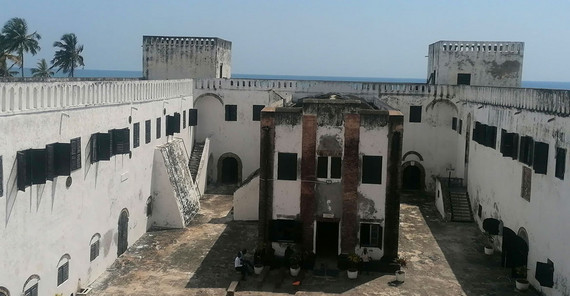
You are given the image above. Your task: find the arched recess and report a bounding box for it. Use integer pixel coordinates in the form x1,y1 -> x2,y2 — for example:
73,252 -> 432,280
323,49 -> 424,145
401,160 -> 425,191
0,286 -> 10,296
217,152 -> 242,184
194,94 -> 225,142
117,209 -> 129,257
22,274 -> 40,295
402,151 -> 424,162
194,93 -> 224,106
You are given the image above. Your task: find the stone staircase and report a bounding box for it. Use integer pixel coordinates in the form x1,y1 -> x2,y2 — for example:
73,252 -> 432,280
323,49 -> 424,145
449,189 -> 474,222
189,142 -> 205,181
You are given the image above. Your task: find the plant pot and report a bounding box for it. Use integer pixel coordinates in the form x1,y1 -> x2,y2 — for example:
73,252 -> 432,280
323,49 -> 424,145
484,246 -> 494,255
516,279 -> 529,291
290,266 -> 300,277
395,270 -> 406,282
347,269 -> 358,279
254,265 -> 264,275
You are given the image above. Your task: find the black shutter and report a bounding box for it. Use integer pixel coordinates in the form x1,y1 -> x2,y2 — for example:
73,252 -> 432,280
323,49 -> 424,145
145,120 -> 151,144
166,115 -> 174,136
0,156 -> 3,197
91,134 -> 98,163
55,143 -> 71,176
331,157 -> 342,178
183,110 -> 186,128
189,109 -> 197,126
133,123 -> 140,148
156,117 -> 162,139
46,144 -> 55,180
485,126 -> 497,148
92,133 -> 112,161
533,141 -> 548,174
409,106 -> 422,123
452,117 -> 457,130
17,150 -> 30,191
555,148 -> 566,180
30,149 -> 47,184
225,105 -> 237,121
458,119 -> 463,134
362,155 -> 382,184
253,105 -> 265,121
173,112 -> 181,133
473,122 -> 481,143
512,133 -> 519,160
70,137 -> 81,171
317,156 -> 328,178
277,153 -> 297,180
112,128 -> 130,155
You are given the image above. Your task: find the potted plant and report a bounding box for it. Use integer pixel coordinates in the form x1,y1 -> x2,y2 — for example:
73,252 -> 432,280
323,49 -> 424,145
253,243 -> 265,275
514,265 -> 530,291
289,253 -> 301,277
347,253 -> 362,279
395,256 -> 407,282
484,232 -> 494,255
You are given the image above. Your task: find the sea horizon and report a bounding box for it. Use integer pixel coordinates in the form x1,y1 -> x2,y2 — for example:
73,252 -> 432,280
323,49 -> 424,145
13,68 -> 570,90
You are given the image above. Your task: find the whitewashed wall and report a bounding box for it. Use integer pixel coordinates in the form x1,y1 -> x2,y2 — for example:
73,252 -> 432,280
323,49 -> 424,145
0,79 -> 194,296
233,175 -> 259,221
272,123 -> 302,219
435,179 -> 445,219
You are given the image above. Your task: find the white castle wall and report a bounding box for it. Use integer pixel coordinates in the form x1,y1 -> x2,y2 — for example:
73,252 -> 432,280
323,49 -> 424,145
0,79 -> 194,296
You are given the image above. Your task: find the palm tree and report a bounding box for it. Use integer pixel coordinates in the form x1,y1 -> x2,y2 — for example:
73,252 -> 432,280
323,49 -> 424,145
1,17 -> 41,77
51,33 -> 84,77
0,34 -> 21,77
31,58 -> 54,78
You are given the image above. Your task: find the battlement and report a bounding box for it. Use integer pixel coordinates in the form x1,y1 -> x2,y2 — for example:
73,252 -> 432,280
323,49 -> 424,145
143,36 -> 232,50
432,40 -> 524,54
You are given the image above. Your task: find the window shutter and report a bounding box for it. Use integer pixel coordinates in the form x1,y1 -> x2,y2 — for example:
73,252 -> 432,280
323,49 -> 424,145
253,105 -> 265,121
330,157 -> 342,178
94,132 -> 112,161
174,113 -> 181,133
183,110 -> 186,128
30,149 -> 47,185
145,120 -> 151,144
317,156 -> 328,178
55,143 -> 71,176
555,148 -> 566,180
362,155 -> 382,184
46,144 -> 55,180
189,109 -> 197,126
133,123 -> 140,148
0,156 -> 3,197
452,117 -> 457,130
112,128 -> 131,155
533,142 -> 548,174
70,137 -> 81,171
512,133 -> 519,160
156,117 -> 162,138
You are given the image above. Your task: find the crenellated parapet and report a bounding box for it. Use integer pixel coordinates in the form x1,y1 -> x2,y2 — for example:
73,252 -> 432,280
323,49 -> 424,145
143,36 -> 232,50
436,41 -> 524,54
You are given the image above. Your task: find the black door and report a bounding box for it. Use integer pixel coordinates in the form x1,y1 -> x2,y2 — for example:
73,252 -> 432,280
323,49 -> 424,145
403,165 -> 421,190
118,211 -> 129,256
316,221 -> 339,257
221,157 -> 238,183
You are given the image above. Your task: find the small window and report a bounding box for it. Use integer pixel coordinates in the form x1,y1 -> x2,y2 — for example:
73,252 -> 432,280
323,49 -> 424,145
90,234 -> 100,262
145,120 -> 151,144
133,123 -> 140,148
17,149 -> 48,190
317,156 -> 328,178
457,73 -> 471,85
90,132 -> 111,163
519,136 -> 534,166
183,110 -> 187,129
484,125 -> 497,149
70,137 -> 81,171
110,128 -> 130,155
156,117 -> 161,139
24,284 -> 38,296
57,261 -> 69,286
458,119 -> 463,134
166,113 -> 181,135
330,157 -> 342,178
409,106 -> 422,123
225,105 -> 237,121
555,147 -> 566,180
277,153 -> 297,180
500,130 -> 519,159
189,109 -> 197,126
360,223 -> 382,248
452,117 -> 457,130
362,155 -> 382,184
46,143 -> 72,179
253,105 -> 265,121
533,141 -> 549,175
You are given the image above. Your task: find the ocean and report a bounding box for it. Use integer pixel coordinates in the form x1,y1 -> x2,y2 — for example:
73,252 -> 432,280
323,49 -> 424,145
17,69 -> 570,90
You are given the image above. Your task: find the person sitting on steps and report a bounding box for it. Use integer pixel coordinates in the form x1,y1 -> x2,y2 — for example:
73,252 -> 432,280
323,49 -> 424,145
235,251 -> 251,280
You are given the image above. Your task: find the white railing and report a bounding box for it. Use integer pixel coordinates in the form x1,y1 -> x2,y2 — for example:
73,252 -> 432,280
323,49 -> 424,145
0,79 -> 193,115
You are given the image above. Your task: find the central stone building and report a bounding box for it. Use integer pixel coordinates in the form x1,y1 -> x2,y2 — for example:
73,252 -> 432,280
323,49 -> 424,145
258,94 -> 403,262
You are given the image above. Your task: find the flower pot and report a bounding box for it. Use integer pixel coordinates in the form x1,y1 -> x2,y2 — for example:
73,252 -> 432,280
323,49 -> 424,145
254,265 -> 264,275
484,246 -> 494,255
347,269 -> 358,279
290,266 -> 300,277
395,270 -> 406,282
516,279 -> 529,291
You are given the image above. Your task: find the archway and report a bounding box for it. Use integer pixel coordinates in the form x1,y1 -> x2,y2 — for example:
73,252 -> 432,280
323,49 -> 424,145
0,286 -> 10,296
217,153 -> 242,184
402,161 -> 425,191
117,209 -> 129,256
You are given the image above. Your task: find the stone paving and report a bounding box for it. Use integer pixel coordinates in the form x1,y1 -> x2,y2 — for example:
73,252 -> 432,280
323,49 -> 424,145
89,192 -> 538,296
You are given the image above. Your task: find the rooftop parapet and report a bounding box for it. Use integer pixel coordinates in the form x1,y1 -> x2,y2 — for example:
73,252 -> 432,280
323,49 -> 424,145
143,36 -> 232,49
431,41 -> 524,54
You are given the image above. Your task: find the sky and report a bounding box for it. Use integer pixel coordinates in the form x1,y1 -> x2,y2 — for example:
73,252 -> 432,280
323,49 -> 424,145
1,1 -> 569,81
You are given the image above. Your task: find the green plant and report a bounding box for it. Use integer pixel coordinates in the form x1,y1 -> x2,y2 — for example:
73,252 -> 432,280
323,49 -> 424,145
396,256 -> 407,268
514,265 -> 528,279
347,253 -> 362,270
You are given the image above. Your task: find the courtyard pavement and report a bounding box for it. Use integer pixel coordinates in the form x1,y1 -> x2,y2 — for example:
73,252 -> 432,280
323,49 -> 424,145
89,192 -> 538,296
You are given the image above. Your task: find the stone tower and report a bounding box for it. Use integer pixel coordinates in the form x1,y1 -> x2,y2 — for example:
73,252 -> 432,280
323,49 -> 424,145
427,41 -> 524,87
143,36 -> 232,80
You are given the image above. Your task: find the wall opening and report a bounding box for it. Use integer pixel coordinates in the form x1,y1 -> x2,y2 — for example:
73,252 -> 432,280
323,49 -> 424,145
217,153 -> 242,184
402,164 -> 422,190
457,73 -> 471,85
316,221 -> 339,257
117,209 -> 129,256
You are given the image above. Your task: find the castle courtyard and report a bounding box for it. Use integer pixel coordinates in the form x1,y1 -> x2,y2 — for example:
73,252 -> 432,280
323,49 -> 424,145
88,191 -> 537,296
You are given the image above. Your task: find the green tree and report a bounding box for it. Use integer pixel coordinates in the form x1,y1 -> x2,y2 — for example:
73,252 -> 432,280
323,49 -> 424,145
1,17 -> 41,77
0,34 -> 21,77
31,58 -> 54,78
51,33 -> 84,77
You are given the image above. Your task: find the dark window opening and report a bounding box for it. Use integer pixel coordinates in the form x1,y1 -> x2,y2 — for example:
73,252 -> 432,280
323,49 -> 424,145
457,73 -> 471,85
133,122 -> 140,148
409,106 -> 422,123
70,137 -> 81,171
46,143 -> 71,180
90,240 -> 100,261
458,119 -> 463,134
362,155 -> 382,184
277,153 -> 297,180
57,261 -> 69,286
269,219 -> 302,242
110,128 -> 131,155
452,117 -> 457,130
90,133 -> 111,163
156,117 -> 162,139
166,113 -> 181,135
484,125 -> 497,148
145,120 -> 151,144
317,156 -> 328,178
519,136 -> 534,166
225,105 -> 237,121
535,259 -> 554,288
253,105 -> 265,121
500,130 -> 519,159
189,109 -> 197,126
0,156 -> 3,197
533,141 -> 549,174
146,197 -> 153,216
555,148 -> 566,180
24,284 -> 38,296
360,223 -> 382,248
330,157 -> 342,178
183,110 -> 187,128
478,204 -> 482,218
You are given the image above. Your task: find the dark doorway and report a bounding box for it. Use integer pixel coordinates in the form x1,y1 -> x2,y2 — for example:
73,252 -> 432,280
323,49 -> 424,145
403,165 -> 421,190
501,227 -> 529,275
316,221 -> 339,257
457,73 -> 471,85
221,157 -> 238,184
118,210 -> 129,256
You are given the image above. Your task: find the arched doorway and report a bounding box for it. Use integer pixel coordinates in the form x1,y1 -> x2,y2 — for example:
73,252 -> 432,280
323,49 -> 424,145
117,209 -> 129,256
402,161 -> 425,191
217,153 -> 242,184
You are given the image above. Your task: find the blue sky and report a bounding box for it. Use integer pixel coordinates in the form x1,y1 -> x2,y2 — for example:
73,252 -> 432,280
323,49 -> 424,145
2,1 -> 569,81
